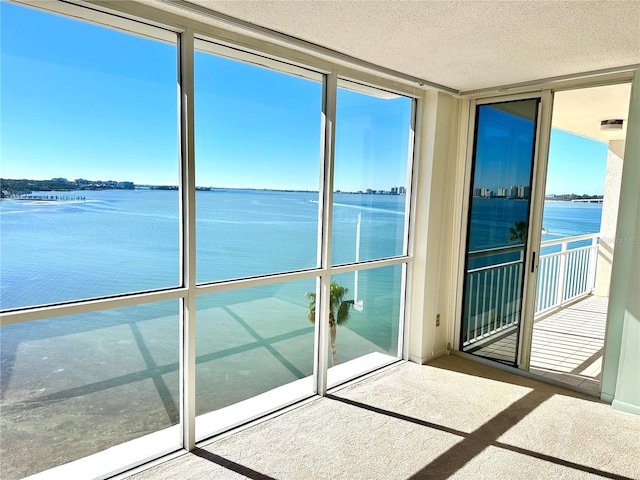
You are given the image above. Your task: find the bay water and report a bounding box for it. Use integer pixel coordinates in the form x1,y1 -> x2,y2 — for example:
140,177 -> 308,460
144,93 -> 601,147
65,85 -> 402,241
0,190 -> 602,354
0,189 -> 409,308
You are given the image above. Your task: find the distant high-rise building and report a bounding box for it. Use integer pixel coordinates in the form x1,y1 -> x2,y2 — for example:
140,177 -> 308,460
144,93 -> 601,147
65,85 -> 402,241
510,185 -> 518,198
517,185 -> 530,199
473,188 -> 482,197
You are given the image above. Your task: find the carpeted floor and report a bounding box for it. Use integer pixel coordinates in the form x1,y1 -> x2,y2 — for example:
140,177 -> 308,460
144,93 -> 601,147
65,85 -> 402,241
125,355 -> 640,480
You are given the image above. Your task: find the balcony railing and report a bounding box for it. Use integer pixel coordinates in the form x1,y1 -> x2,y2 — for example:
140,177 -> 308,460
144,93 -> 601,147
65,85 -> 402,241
535,233 -> 599,317
463,245 -> 525,346
462,233 -> 599,346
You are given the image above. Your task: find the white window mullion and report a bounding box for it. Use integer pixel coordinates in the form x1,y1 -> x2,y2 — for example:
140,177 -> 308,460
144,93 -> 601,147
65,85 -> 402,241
314,71 -> 338,396
404,98 -> 419,258
178,28 -> 197,452
400,98 -> 420,360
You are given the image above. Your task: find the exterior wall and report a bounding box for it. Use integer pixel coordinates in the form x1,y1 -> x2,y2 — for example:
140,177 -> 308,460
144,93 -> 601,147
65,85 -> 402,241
601,71 -> 640,414
594,140 -> 625,297
612,190 -> 640,414
408,91 -> 460,364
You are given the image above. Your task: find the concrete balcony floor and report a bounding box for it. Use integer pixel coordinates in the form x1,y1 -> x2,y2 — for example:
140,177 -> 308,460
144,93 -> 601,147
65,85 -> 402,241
469,295 -> 607,396
126,355 -> 639,480
530,295 -> 607,396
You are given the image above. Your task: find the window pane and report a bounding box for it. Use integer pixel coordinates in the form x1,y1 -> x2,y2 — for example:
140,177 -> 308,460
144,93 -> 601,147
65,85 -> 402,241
332,81 -> 412,265
195,279 -> 315,438
0,301 -> 180,478
0,3 -> 179,310
326,265 -> 403,388
194,41 -> 322,283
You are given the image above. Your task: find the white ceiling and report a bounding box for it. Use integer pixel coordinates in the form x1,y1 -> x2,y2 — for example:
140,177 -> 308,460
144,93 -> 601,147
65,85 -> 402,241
552,83 -> 632,142
188,0 -> 640,92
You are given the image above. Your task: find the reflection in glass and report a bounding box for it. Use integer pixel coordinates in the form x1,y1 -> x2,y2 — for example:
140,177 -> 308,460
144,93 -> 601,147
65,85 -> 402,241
194,43 -> 322,283
0,4 -> 179,310
326,265 -> 403,387
195,279 -> 315,437
332,81 -> 412,265
460,100 -> 539,365
0,301 -> 180,478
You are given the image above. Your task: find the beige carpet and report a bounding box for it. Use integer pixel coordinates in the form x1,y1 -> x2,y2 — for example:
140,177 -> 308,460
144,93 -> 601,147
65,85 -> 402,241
126,355 -> 640,480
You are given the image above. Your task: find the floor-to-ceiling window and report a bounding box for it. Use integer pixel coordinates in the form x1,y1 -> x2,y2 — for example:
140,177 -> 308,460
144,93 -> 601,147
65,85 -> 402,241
328,81 -> 412,386
193,40 -> 322,437
0,2 -> 416,478
0,3 -> 181,478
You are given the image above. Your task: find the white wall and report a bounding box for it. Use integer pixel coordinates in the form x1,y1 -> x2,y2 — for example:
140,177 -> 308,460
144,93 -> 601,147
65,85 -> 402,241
612,190 -> 640,413
409,91 -> 460,364
601,71 -> 640,414
595,140 -> 625,297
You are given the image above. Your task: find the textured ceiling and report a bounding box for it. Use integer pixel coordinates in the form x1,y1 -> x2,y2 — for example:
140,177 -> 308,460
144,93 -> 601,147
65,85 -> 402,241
188,0 -> 640,92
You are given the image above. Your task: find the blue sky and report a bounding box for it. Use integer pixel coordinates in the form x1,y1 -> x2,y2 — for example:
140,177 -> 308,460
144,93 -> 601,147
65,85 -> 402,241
1,2 -> 410,192
474,102 -> 538,192
545,129 -> 608,195
1,2 -> 179,185
474,103 -> 608,196
1,2 -> 606,194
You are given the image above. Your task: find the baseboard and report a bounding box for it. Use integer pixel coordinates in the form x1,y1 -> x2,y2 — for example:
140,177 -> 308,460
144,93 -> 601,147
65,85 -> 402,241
409,349 -> 449,365
433,348 -> 448,359
611,398 -> 640,415
408,354 -> 427,364
600,392 -> 614,404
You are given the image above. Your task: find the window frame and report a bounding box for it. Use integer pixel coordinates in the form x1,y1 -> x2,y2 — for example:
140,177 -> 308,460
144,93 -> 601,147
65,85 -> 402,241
0,1 -> 422,478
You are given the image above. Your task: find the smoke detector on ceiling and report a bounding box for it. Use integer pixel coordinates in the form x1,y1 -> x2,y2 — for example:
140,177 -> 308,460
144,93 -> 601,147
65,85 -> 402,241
600,119 -> 624,131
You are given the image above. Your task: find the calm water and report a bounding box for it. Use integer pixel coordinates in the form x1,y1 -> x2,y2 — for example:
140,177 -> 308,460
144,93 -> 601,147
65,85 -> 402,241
468,198 -> 601,249
467,197 -> 601,263
0,190 -> 601,314
541,200 -> 603,239
1,189 -> 409,310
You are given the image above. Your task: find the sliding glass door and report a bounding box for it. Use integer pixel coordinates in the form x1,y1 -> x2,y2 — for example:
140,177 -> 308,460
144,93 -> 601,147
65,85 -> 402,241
460,98 -> 541,366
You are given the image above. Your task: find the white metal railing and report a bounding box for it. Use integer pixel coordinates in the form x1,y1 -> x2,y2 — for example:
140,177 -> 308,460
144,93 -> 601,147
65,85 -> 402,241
462,247 -> 525,346
535,233 -> 599,317
462,233 -> 599,346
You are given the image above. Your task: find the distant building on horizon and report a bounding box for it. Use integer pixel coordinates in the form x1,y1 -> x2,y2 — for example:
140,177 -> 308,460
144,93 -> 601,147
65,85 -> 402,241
517,185 -> 530,199
481,188 -> 493,198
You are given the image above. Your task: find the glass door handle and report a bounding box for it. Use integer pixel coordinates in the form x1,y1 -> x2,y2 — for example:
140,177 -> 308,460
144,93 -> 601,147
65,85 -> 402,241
531,252 -> 537,273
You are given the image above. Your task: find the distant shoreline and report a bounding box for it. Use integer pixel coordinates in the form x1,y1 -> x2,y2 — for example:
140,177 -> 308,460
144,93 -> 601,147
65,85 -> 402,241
1,178 -> 405,196
2,178 -> 600,199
